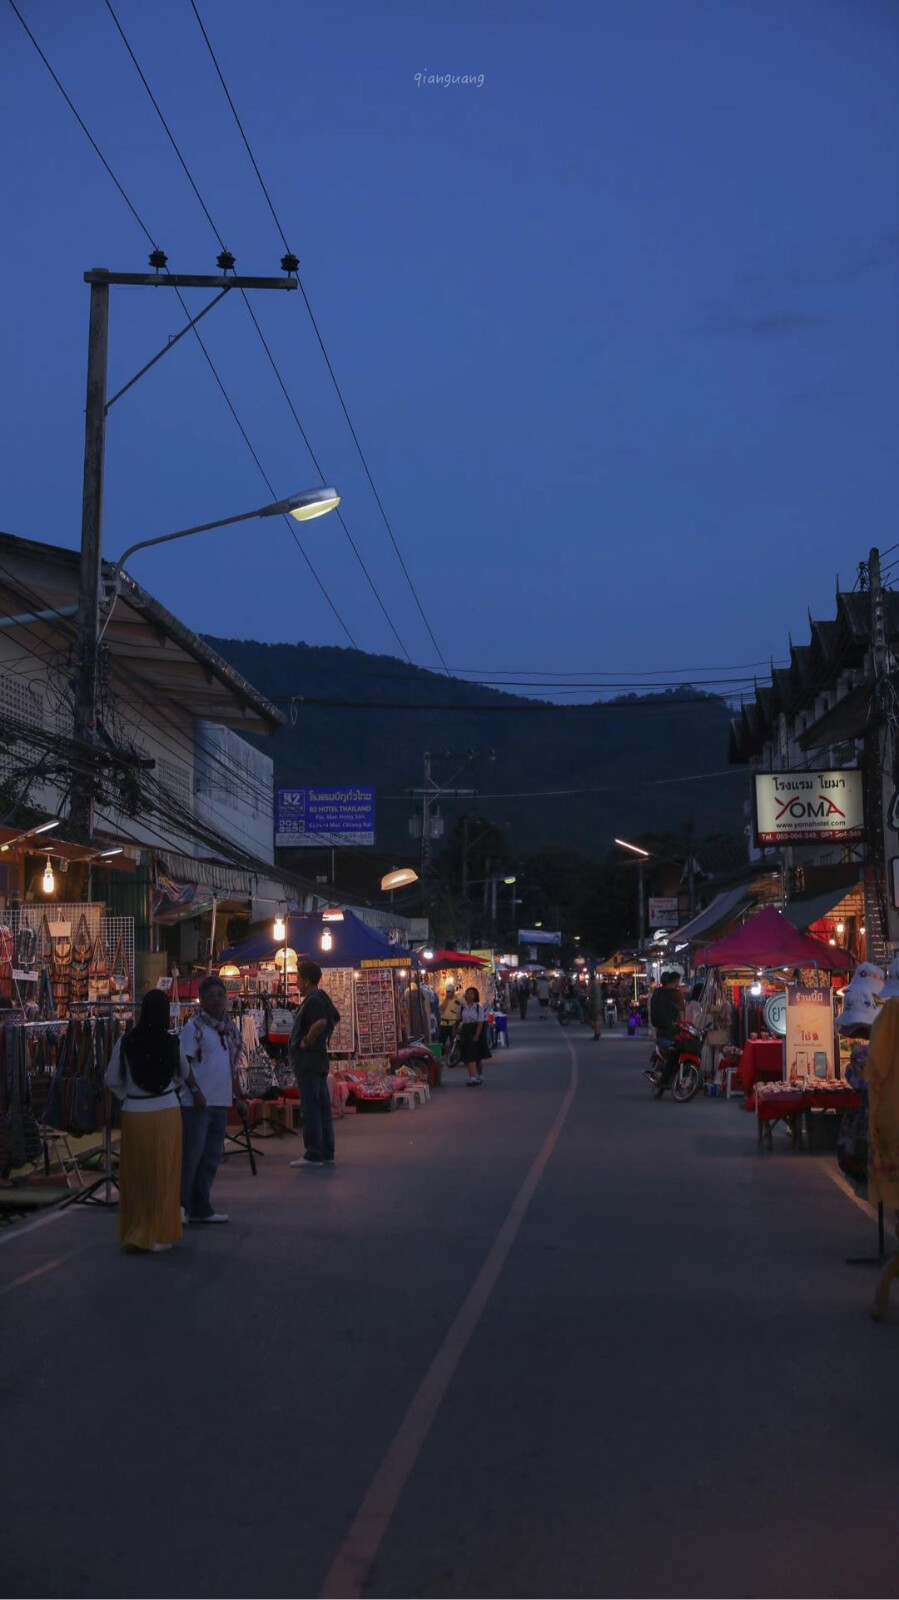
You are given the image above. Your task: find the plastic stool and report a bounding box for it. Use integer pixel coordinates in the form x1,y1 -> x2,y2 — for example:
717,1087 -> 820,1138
493,1014 -> 509,1048
391,1091 -> 417,1111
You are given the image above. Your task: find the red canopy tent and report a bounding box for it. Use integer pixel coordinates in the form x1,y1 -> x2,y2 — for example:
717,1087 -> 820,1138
421,950 -> 487,969
696,905 -> 850,971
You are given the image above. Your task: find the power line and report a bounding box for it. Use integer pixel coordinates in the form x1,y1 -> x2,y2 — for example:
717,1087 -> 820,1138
380,767 -> 748,800
11,2 -> 359,649
186,0 -> 451,675
7,0 -> 158,249
104,0 -> 413,662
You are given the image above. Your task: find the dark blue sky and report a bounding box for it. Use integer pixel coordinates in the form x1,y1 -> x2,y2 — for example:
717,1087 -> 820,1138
2,0 -> 897,696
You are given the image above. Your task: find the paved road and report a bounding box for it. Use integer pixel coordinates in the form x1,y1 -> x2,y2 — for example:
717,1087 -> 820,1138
1,1018 -> 896,1599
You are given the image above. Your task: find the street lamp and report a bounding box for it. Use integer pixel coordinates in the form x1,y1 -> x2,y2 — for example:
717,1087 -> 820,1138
100,488 -> 341,638
615,837 -> 649,951
381,867 -> 419,892
0,819 -> 59,853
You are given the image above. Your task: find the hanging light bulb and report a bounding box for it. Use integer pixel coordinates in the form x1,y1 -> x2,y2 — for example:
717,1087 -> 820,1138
321,928 -> 333,952
836,922 -> 845,935
273,914 -> 286,942
41,856 -> 55,895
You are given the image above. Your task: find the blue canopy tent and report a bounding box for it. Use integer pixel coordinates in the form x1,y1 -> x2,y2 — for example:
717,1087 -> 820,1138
220,908 -> 414,969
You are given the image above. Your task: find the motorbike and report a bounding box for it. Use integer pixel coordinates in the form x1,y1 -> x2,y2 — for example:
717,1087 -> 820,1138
643,1021 -> 706,1102
554,995 -> 583,1026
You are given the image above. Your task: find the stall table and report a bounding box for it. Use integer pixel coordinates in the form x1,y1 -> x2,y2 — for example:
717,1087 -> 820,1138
756,1083 -> 862,1150
738,1038 -> 784,1106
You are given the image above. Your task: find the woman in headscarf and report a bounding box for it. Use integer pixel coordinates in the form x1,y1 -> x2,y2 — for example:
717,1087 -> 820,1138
106,988 -> 200,1253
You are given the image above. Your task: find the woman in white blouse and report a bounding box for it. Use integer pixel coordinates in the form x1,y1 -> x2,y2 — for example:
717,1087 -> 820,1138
106,988 -> 201,1253
457,986 -> 487,1087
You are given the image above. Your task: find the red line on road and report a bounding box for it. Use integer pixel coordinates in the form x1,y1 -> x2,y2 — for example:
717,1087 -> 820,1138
0,1257 -> 63,1297
320,1037 -> 580,1599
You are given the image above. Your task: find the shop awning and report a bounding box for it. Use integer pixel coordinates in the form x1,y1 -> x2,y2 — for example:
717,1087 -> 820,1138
781,887 -> 857,932
669,885 -> 754,944
420,949 -> 487,969
696,905 -> 850,970
221,907 -> 413,968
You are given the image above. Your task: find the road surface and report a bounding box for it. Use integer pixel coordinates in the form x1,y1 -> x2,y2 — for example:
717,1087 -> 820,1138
1,1016 -> 895,1598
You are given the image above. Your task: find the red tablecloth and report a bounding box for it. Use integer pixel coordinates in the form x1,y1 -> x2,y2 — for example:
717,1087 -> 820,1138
738,1038 -> 784,1096
756,1085 -> 862,1126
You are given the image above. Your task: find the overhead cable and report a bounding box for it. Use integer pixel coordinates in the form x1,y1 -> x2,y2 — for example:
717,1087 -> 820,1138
186,0 -> 450,674
10,1 -> 358,648
105,0 -> 412,661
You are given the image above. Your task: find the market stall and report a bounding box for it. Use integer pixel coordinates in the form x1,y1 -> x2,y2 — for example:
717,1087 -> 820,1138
219,909 -> 434,1111
695,906 -> 852,1136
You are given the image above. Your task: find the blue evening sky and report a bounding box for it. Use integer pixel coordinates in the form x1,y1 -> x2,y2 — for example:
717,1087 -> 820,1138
2,0 -> 897,695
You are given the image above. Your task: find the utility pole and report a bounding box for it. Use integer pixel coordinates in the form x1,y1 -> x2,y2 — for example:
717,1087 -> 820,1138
866,548 -> 898,956
408,750 -> 484,877
72,276 -> 110,838
637,857 -> 645,951
461,813 -> 470,901
69,256 -> 298,839
685,817 -> 696,918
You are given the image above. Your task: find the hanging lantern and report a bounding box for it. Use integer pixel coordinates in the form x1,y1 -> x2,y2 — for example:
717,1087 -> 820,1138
320,928 -> 333,952
219,963 -> 241,979
273,915 -> 286,942
41,856 -> 55,895
274,948 -> 298,971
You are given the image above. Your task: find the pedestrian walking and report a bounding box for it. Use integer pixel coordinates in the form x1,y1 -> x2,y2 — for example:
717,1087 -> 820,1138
439,982 -> 461,1050
587,973 -> 604,1041
536,974 -> 551,1018
180,975 -> 248,1224
458,986 -> 487,1085
517,974 -> 530,1022
289,960 -> 341,1168
105,988 -> 200,1253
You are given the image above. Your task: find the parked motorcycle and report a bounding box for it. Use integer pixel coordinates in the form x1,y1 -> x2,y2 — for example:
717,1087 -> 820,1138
643,1021 -> 706,1102
555,996 -> 584,1026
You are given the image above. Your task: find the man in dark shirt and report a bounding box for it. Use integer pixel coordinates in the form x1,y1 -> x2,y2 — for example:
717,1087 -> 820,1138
647,970 -> 685,1087
288,960 -> 340,1169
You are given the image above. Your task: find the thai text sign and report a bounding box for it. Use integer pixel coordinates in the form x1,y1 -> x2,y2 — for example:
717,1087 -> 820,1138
649,896 -> 680,929
276,787 -> 375,848
785,985 -> 834,1081
754,770 -> 864,845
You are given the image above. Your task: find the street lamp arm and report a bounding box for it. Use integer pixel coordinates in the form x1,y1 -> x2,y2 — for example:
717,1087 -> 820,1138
98,488 -> 340,642
111,504 -> 268,583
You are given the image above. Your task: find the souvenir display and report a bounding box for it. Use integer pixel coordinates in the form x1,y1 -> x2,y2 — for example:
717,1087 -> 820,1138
355,969 -> 398,1057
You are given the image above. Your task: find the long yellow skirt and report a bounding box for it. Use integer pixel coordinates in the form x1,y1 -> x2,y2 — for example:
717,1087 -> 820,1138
118,1107 -> 183,1251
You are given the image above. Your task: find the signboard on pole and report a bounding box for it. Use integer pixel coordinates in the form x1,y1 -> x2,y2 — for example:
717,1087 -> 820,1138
276,787 -> 375,848
785,985 -> 834,1081
649,896 -> 679,930
518,929 -> 562,946
754,770 -> 864,845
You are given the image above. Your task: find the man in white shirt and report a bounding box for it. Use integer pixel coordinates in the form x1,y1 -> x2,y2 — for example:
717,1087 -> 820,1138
180,975 -> 247,1224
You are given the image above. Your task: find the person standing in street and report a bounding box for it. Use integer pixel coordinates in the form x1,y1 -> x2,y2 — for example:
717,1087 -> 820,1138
289,961 -> 340,1169
458,985 -> 487,1086
517,974 -> 530,1022
106,988 -> 201,1253
536,974 -> 551,1018
439,982 -> 461,1050
587,972 -> 604,1041
180,975 -> 248,1225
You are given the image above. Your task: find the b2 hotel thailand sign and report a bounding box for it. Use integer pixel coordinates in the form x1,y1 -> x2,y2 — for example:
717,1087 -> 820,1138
276,787 -> 375,848
753,770 -> 864,846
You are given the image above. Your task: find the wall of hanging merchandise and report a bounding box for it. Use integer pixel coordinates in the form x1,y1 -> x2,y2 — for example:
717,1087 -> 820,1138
0,908 -> 134,1018
0,1011 -> 133,1177
355,968 -> 399,1057
324,967 -> 355,1055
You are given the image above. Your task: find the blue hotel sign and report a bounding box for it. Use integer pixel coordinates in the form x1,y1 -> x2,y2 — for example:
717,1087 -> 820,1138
276,787 -> 375,848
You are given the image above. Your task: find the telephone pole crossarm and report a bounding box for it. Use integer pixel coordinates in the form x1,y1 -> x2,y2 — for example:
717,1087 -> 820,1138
84,270 -> 297,290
